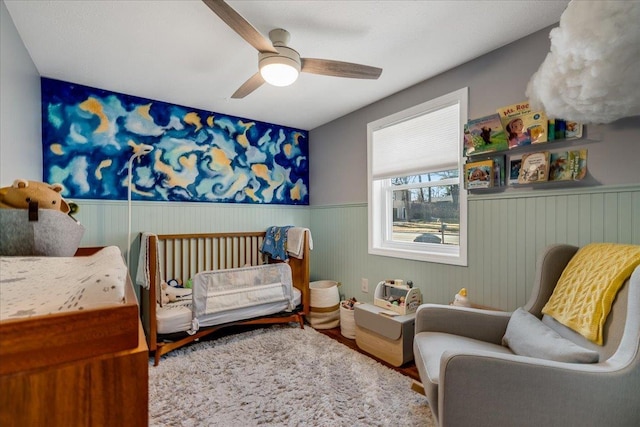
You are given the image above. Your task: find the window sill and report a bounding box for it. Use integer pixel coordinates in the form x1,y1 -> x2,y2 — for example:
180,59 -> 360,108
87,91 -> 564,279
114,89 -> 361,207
368,245 -> 467,266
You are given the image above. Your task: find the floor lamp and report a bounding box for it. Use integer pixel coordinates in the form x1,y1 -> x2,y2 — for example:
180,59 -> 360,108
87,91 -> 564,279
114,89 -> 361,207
127,144 -> 154,269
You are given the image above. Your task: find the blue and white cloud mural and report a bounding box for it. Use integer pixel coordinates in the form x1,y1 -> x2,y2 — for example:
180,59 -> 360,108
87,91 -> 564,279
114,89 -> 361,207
41,78 -> 309,205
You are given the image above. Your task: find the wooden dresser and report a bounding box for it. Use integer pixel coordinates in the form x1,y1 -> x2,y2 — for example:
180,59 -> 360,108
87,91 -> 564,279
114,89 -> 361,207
0,248 -> 148,427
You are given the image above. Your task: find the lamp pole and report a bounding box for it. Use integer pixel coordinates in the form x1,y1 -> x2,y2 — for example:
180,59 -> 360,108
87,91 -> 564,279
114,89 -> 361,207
126,144 -> 154,269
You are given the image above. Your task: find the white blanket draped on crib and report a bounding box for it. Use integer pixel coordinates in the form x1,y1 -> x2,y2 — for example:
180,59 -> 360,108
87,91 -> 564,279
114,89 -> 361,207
136,232 -> 160,291
286,227 -> 313,259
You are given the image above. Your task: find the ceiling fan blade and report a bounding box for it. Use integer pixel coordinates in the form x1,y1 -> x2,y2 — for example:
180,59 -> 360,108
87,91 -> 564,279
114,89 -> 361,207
202,0 -> 277,53
231,72 -> 265,99
301,58 -> 382,80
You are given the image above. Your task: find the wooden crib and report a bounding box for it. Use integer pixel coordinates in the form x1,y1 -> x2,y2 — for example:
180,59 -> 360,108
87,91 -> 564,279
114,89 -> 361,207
140,230 -> 311,365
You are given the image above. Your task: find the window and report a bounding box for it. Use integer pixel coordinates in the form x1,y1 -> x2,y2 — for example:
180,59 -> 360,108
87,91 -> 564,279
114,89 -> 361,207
367,88 -> 468,265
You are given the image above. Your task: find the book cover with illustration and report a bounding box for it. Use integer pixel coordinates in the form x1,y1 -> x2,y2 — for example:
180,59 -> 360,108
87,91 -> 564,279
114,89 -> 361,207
565,121 -> 583,139
464,159 -> 494,189
508,156 -> 522,185
518,151 -> 550,183
464,113 -> 508,156
496,101 -> 531,122
549,150 -> 588,181
549,151 -> 573,181
491,155 -> 506,187
524,111 -> 548,144
571,149 -> 588,180
496,101 -> 548,148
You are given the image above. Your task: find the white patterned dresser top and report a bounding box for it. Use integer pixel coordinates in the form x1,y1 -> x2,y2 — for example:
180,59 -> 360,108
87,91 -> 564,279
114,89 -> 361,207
0,246 -> 127,320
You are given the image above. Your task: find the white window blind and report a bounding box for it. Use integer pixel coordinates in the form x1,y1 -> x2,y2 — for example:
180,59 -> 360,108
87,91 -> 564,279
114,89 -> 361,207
371,102 -> 460,179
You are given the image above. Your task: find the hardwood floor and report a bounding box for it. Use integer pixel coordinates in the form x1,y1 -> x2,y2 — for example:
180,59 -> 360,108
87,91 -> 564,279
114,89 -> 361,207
317,327 -> 420,381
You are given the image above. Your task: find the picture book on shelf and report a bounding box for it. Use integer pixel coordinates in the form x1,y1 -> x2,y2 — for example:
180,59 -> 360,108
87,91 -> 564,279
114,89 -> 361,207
491,155 -> 506,187
549,152 -> 572,181
465,159 -> 494,189
508,156 -> 522,185
518,151 -> 550,184
496,101 -> 548,148
565,121 -> 583,139
571,149 -> 588,180
549,150 -> 588,181
464,113 -> 508,156
554,119 -> 566,140
496,101 -> 531,121
548,119 -> 582,140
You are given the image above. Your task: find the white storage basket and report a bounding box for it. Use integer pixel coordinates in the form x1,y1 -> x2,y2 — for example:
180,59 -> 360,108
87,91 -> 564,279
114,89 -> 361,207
308,280 -> 340,329
340,303 -> 357,339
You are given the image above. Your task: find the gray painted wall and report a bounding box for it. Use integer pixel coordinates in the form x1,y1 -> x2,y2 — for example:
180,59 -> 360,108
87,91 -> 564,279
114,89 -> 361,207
0,0 -> 42,185
309,25 -> 640,206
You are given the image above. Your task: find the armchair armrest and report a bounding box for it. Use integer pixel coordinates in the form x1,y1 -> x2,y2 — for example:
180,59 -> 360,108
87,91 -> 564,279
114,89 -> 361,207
415,304 -> 511,345
439,350 -> 639,426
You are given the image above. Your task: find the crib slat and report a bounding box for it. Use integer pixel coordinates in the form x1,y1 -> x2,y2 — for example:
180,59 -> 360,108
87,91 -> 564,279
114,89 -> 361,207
187,234 -> 272,270
155,232 -> 270,282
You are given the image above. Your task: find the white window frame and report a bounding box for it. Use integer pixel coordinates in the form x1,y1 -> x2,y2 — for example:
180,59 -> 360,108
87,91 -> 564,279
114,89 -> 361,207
367,87 -> 468,266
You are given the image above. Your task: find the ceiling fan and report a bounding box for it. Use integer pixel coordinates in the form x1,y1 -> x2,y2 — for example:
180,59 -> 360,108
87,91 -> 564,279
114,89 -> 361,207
202,0 -> 383,99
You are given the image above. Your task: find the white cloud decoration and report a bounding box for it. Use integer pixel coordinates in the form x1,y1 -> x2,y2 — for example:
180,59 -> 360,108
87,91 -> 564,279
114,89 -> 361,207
526,0 -> 640,124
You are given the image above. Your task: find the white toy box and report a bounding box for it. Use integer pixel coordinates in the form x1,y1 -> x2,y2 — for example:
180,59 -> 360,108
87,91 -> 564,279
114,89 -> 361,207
373,280 -> 422,315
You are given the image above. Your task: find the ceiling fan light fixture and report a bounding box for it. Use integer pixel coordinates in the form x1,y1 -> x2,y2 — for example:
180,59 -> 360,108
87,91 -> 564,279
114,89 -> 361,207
259,47 -> 301,87
207,4 -> 383,98
260,63 -> 299,87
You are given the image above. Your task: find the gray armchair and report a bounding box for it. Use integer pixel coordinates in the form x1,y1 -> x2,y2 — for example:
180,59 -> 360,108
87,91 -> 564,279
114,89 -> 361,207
413,244 -> 640,427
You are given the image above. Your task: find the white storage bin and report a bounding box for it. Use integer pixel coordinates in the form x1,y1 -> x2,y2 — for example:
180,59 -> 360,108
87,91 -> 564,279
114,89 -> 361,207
339,303 -> 357,339
308,280 -> 340,329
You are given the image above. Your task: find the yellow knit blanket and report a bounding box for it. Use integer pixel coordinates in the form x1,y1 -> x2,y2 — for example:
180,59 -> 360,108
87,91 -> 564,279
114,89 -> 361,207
542,243 -> 640,345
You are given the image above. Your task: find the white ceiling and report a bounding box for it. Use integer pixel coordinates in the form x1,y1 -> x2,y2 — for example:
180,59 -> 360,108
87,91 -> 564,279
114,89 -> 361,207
4,0 -> 569,130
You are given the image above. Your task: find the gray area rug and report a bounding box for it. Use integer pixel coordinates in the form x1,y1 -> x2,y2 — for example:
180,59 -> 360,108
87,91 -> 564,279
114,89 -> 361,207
149,325 -> 434,426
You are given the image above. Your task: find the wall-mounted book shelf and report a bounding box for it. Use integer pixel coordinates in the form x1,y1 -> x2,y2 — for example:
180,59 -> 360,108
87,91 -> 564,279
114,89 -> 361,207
464,136 -> 592,192
463,102 -> 597,192
467,134 -> 585,159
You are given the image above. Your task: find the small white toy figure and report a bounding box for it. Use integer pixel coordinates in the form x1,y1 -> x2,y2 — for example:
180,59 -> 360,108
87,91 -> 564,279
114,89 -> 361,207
452,288 -> 471,307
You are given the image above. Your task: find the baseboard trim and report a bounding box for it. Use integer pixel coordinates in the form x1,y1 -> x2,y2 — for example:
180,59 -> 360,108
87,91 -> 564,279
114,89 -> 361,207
411,380 -> 425,396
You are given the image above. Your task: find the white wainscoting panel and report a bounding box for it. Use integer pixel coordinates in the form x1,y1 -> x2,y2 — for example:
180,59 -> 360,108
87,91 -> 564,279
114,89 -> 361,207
74,200 -> 310,287
72,186 -> 638,310
310,186 -> 639,310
